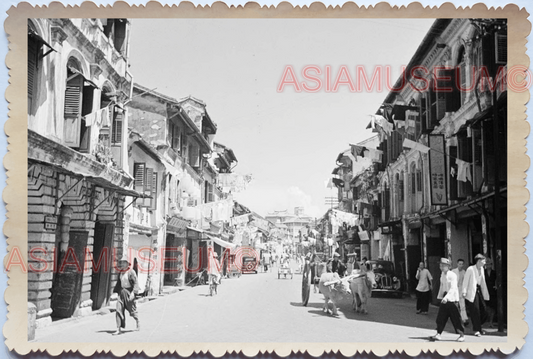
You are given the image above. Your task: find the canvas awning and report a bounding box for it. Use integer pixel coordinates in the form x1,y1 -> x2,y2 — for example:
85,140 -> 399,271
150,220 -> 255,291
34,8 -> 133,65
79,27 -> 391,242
207,234 -> 236,249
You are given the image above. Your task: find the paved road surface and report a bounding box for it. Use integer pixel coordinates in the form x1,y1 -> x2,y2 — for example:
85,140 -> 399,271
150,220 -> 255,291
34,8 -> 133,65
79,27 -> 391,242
34,261 -> 506,343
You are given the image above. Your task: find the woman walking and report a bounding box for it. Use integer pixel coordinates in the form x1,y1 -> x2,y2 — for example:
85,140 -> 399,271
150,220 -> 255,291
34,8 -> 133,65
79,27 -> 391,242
415,262 -> 433,315
462,253 -> 490,336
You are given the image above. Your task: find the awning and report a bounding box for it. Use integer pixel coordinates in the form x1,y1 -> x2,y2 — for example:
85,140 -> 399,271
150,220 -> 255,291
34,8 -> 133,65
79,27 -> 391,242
207,235 -> 236,249
29,28 -> 56,57
67,66 -> 99,89
419,188 -> 507,220
28,130 -> 146,198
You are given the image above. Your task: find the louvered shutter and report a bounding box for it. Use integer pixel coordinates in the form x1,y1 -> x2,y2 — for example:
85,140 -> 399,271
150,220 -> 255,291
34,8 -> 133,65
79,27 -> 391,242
28,35 -> 38,110
411,172 -> 416,194
495,33 -> 507,64
143,168 -> 153,207
134,163 -> 145,192
63,75 -> 83,147
112,111 -> 123,144
151,172 -> 157,210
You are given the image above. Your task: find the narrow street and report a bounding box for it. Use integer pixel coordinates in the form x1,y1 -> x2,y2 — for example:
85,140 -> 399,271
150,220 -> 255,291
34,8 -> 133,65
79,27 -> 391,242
34,261 -> 506,343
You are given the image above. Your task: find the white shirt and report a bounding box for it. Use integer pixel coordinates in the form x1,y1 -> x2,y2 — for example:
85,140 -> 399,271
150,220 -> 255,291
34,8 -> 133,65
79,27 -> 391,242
452,268 -> 465,291
415,268 -> 433,292
437,270 -> 460,302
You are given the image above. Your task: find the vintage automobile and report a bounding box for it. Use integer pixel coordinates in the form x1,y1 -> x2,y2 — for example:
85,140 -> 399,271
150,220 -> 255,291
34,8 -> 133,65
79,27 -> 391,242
367,260 -> 403,298
241,256 -> 258,274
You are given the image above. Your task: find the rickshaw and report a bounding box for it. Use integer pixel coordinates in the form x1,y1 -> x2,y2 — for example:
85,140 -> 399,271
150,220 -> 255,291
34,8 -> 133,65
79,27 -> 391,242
278,261 -> 293,279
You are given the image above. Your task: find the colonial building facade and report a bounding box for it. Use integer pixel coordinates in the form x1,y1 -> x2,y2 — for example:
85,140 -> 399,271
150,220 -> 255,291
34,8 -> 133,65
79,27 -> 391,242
328,19 -> 507,325
27,18 -> 136,327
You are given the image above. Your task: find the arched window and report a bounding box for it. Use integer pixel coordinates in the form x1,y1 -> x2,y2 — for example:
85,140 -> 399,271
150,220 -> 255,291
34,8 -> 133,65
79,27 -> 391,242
63,57 -> 97,150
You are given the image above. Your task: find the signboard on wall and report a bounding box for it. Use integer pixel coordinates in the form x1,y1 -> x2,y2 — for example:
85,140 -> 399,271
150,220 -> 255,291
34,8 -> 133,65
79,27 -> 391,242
428,134 -> 448,205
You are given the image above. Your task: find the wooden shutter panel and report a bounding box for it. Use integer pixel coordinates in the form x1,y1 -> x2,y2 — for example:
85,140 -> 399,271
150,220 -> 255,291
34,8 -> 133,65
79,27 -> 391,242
63,75 -> 83,147
443,68 -> 461,112
150,172 -> 157,210
64,78 -> 83,117
112,112 -> 123,144
411,173 -> 416,194
134,163 -> 145,192
143,167 -> 153,207
28,35 -> 38,105
495,33 -> 507,64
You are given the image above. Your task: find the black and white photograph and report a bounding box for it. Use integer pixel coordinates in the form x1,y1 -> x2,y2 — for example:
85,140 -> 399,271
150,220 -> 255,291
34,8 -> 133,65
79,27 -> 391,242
3,2 -> 529,355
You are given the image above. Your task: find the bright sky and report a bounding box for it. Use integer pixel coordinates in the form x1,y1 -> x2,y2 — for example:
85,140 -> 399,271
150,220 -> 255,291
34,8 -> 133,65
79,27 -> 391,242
128,18 -> 435,218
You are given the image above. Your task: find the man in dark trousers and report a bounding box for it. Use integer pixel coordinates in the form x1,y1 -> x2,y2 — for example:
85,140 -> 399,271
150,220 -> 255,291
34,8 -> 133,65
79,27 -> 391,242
432,258 -> 465,342
113,257 -> 140,335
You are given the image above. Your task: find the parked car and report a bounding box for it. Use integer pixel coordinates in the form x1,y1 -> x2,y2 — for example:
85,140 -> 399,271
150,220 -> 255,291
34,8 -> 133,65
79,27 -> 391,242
367,260 -> 403,298
241,256 -> 258,274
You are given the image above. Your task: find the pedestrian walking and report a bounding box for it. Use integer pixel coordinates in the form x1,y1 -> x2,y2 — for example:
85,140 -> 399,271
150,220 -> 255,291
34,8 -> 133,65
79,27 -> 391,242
208,250 -> 221,285
263,251 -> 271,272
484,258 -> 497,328
113,257 -> 140,335
452,259 -> 468,324
432,258 -> 465,342
462,253 -> 490,336
415,262 -> 432,315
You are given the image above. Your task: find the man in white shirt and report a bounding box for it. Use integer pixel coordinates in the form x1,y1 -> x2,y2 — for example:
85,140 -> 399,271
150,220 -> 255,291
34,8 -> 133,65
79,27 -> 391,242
432,258 -> 465,342
452,258 -> 468,324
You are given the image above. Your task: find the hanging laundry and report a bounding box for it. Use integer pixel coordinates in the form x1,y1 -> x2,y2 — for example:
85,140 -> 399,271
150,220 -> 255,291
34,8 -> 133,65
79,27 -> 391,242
350,144 -> 366,158
456,159 -> 472,183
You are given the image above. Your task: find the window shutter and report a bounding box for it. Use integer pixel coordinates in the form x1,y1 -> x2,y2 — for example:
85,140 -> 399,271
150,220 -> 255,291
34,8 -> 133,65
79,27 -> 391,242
133,163 -> 145,192
28,35 -> 38,108
399,179 -> 404,201
495,33 -> 507,64
64,79 -> 83,117
443,68 -> 461,112
112,111 -> 123,144
151,172 -> 157,210
143,167 -> 153,207
411,173 -> 416,194
63,75 -> 83,147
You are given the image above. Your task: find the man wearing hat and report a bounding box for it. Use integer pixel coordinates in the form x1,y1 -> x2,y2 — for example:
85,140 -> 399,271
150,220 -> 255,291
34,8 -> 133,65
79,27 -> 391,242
331,252 -> 346,277
113,256 -> 140,335
462,254 -> 490,336
432,257 -> 465,342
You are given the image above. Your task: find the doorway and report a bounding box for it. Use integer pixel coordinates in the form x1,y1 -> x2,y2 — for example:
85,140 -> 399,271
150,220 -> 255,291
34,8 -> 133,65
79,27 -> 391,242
90,222 -> 114,310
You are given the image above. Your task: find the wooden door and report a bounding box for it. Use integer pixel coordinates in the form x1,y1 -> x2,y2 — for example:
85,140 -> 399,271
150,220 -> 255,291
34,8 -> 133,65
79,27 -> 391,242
90,223 -> 114,310
51,231 -> 88,318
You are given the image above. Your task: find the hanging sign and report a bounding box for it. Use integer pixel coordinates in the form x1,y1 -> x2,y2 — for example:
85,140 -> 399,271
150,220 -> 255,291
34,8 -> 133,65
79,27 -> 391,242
428,134 -> 448,205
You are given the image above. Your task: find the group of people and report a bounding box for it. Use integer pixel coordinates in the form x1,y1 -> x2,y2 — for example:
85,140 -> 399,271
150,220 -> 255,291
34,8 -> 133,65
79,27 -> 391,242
416,254 -> 497,342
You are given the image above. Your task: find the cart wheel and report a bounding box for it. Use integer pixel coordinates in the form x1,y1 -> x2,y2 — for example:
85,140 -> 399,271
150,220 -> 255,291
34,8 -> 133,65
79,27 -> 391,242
302,261 -> 311,306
